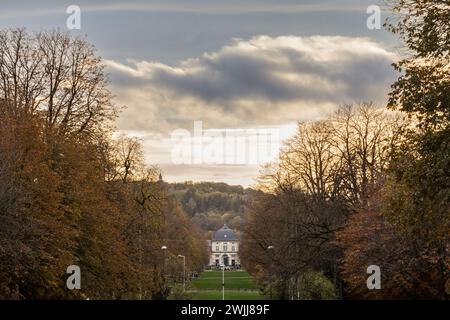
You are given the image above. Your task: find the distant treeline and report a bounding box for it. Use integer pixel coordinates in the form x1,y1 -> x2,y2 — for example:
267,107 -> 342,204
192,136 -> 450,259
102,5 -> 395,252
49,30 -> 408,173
167,182 -> 263,237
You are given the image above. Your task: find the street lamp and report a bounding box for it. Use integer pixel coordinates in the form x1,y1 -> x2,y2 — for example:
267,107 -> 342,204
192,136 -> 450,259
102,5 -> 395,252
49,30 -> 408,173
161,246 -> 167,285
177,254 -> 186,292
267,245 -> 275,299
222,264 -> 225,301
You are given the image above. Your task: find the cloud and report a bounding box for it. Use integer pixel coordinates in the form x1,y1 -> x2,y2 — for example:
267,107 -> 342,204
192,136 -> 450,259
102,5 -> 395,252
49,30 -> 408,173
107,35 -> 397,133
107,35 -> 397,185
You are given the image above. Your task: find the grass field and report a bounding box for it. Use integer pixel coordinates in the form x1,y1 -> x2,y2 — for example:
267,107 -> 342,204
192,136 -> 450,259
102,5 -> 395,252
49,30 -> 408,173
191,270 -> 256,290
192,290 -> 264,300
189,270 -> 265,300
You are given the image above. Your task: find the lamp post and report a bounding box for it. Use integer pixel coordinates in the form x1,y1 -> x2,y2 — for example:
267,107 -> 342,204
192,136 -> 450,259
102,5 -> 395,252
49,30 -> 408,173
177,254 -> 186,292
267,245 -> 275,300
161,246 -> 167,286
222,265 -> 225,301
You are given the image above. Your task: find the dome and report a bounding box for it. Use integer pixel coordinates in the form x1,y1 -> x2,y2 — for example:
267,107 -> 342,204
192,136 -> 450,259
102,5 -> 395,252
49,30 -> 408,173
212,224 -> 237,241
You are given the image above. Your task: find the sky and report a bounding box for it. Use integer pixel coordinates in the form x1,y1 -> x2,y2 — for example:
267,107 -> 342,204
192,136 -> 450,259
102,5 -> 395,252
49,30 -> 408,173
0,0 -> 402,186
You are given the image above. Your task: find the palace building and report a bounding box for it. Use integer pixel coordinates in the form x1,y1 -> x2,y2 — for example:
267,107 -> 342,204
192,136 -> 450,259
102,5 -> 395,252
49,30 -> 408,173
208,224 -> 240,267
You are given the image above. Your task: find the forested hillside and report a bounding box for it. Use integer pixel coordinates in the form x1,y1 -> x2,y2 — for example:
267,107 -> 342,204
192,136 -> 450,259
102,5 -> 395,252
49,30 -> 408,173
166,182 -> 263,237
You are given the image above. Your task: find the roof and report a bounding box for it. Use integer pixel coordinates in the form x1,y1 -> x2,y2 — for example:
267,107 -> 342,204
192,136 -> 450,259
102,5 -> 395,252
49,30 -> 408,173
212,224 -> 237,241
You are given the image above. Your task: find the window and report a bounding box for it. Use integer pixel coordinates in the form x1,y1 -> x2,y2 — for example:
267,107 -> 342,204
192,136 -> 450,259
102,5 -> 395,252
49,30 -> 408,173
232,246 -> 235,252
224,243 -> 228,252
215,246 -> 219,251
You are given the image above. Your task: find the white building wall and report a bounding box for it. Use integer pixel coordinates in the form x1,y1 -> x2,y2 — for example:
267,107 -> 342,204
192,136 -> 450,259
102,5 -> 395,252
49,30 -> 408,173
209,240 -> 240,266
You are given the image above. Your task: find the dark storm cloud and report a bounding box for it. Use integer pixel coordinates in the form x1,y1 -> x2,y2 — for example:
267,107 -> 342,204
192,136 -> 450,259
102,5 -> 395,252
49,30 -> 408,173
0,1 -> 398,185
107,35 -> 397,132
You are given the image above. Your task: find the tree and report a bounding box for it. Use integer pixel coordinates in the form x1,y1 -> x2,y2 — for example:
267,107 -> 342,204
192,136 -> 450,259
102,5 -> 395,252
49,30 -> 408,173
383,0 -> 450,298
273,103 -> 403,206
0,30 -> 208,300
337,184 -> 446,299
241,188 -> 346,299
338,1 -> 450,300
242,103 -> 404,299
331,103 -> 404,206
0,103 -> 75,298
0,28 -> 116,136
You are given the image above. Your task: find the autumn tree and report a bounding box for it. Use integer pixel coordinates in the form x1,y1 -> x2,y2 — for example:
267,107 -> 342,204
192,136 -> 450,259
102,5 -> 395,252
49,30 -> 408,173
0,29 -> 207,300
336,1 -> 449,300
241,188 -> 344,299
331,103 -> 404,206
0,102 -> 75,298
0,28 -> 116,136
382,0 -> 450,298
337,182 -> 447,299
241,103 -> 402,299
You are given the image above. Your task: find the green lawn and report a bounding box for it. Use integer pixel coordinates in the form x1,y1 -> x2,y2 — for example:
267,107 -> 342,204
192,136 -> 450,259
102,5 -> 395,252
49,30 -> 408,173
189,270 -> 265,300
192,290 -> 264,300
190,270 -> 256,290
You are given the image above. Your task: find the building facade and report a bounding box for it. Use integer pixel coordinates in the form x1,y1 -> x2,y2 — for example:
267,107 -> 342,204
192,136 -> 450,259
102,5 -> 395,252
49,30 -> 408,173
209,224 -> 240,267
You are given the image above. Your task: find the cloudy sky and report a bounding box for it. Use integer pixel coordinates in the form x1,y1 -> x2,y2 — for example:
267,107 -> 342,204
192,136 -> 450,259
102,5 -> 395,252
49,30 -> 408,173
1,0 -> 401,186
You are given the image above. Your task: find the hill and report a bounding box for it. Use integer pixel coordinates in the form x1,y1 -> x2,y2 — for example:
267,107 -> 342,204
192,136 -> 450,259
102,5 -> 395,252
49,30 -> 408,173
166,181 -> 262,237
